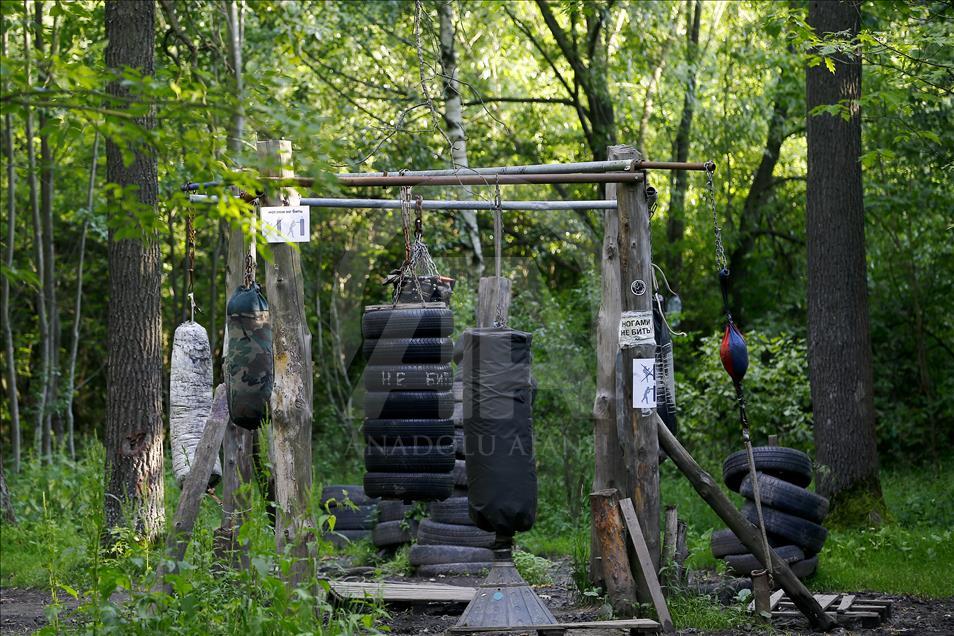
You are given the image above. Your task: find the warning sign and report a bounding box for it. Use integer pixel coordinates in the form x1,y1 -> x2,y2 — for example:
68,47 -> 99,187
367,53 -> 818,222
633,357 -> 657,409
618,310 -> 654,349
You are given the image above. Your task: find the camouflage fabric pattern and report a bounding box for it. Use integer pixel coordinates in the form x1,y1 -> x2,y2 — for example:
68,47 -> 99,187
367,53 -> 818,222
226,284 -> 273,430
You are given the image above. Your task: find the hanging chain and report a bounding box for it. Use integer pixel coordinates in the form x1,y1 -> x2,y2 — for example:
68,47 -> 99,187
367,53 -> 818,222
414,194 -> 423,240
185,212 -> 199,321
493,180 -> 506,328
393,186 -> 427,306
243,252 -> 255,289
705,160 -> 728,274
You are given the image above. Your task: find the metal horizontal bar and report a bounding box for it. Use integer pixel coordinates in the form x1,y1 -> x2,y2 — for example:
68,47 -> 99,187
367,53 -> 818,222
634,160 -> 714,171
189,194 -> 618,211
283,172 -> 644,187
336,159 -> 635,178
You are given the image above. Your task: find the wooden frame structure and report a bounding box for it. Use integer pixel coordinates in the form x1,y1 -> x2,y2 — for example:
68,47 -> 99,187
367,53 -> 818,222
175,140 -> 836,631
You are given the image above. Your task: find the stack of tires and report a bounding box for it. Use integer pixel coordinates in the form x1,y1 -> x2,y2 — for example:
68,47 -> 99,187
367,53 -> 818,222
362,305 -> 456,502
372,501 -> 417,551
410,344 -> 496,577
321,485 -> 378,547
711,446 -> 830,579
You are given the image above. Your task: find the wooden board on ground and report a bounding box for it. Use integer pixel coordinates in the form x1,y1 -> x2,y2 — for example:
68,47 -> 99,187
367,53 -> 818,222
749,592 -> 893,629
446,618 -> 660,634
326,579 -> 475,604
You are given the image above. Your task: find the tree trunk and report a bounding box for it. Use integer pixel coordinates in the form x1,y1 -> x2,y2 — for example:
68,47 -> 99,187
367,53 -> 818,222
665,0 -> 701,288
806,0 -> 884,524
36,0 -> 58,460
103,0 -> 165,542
0,458 -> 14,525
1,27 -> 20,472
23,0 -> 49,461
438,0 -> 484,278
65,135 -> 99,460
219,0 -> 257,560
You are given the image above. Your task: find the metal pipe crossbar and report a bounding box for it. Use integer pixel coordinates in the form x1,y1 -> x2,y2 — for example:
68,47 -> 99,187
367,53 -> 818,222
336,159 -> 635,178
291,172 -> 643,187
190,194 -> 618,211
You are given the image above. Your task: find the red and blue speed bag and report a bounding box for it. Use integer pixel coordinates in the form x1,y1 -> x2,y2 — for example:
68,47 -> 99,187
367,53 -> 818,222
720,322 -> 749,383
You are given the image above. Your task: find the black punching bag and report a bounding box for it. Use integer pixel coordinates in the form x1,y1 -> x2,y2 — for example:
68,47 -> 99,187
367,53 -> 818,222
654,300 -> 677,438
462,328 -> 536,536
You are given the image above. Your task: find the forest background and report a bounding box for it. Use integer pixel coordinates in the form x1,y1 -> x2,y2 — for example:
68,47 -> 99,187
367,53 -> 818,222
0,0 -> 952,630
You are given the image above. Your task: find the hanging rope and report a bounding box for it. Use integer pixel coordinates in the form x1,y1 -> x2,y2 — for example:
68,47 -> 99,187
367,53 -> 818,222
706,159 -> 773,579
493,180 -> 506,328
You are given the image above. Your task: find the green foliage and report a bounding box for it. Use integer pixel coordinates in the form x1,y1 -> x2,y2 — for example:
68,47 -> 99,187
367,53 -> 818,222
512,549 -> 555,586
678,330 -> 813,462
667,593 -> 752,631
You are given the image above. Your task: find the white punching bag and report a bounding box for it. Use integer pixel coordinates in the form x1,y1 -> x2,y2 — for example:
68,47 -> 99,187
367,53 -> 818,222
170,320 -> 222,486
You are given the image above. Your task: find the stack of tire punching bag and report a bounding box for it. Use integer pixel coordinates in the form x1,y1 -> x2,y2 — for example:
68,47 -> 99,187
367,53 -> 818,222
320,485 -> 379,547
410,337 -> 497,576
362,305 -> 456,502
711,446 -> 830,578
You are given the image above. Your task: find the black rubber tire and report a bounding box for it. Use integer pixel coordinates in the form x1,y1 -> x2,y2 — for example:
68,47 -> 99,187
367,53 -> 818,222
321,485 -> 376,506
724,545 -> 805,576
372,520 -> 418,547
329,504 -> 378,530
364,472 -> 454,502
409,544 -> 494,566
417,562 -> 493,577
453,429 -> 465,457
363,418 -> 455,445
417,519 -> 496,548
790,555 -> 819,579
722,447 -> 813,492
429,496 -> 472,525
364,444 -> 456,473
742,502 -> 828,554
364,391 -> 454,419
362,307 -> 454,339
364,364 -> 453,391
378,500 -> 413,522
451,460 -> 467,487
363,337 -> 453,364
710,528 -> 786,558
740,472 -> 830,523
323,529 -> 370,548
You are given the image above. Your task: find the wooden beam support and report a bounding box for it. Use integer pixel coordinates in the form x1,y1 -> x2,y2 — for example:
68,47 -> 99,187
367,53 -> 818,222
158,385 -> 229,590
656,416 -> 838,631
619,498 -> 674,633
589,489 -> 637,617
258,139 -> 315,586
611,144 -> 660,597
477,277 -> 511,327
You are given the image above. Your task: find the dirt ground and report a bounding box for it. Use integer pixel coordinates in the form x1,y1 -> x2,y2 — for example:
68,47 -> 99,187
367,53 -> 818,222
3,569 -> 953,635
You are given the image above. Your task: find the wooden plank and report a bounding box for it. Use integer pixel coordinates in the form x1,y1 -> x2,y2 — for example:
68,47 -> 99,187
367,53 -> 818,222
477,277 -> 511,327
611,144 -> 661,595
814,594 -> 839,611
258,140 -> 315,586
157,385 -> 229,590
327,580 -> 475,603
655,419 -> 837,631
836,594 -> 855,612
446,618 -> 661,633
619,498 -> 674,633
590,489 -> 637,617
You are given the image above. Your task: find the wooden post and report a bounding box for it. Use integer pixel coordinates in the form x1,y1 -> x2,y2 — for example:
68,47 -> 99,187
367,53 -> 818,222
661,505 -> 678,589
611,144 -> 660,588
619,498 -> 674,633
476,277 -> 511,327
589,489 -> 637,617
158,385 -> 229,590
257,139 -> 314,585
591,166 -> 628,584
656,415 -> 838,631
219,215 -> 256,563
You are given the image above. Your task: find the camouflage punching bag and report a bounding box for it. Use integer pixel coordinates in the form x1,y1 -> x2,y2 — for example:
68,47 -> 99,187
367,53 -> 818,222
226,283 -> 273,430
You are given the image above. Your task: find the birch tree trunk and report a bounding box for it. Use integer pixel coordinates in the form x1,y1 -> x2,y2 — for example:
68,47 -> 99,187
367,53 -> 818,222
1,27 -> 20,472
65,135 -> 98,460
23,0 -> 49,460
36,0 -> 59,459
103,0 -> 165,542
439,0 -> 483,277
